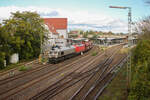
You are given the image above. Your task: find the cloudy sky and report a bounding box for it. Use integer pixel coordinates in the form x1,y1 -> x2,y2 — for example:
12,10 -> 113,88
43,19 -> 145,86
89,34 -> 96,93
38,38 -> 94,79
0,0 -> 149,33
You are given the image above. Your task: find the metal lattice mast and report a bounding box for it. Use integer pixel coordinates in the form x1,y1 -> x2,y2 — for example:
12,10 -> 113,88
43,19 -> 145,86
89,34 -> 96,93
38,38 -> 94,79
127,7 -> 132,89
109,6 -> 132,90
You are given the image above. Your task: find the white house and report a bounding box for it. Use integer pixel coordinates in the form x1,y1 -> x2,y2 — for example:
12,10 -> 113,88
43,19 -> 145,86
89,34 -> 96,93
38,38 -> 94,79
43,18 -> 68,49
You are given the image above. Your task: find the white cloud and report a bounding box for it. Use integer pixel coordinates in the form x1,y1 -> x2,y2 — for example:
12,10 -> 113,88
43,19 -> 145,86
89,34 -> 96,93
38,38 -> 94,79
0,6 -> 128,33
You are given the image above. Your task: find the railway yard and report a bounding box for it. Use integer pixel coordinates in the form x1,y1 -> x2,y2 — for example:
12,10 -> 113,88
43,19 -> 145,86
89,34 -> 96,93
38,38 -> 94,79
0,44 -> 128,100
0,0 -> 148,99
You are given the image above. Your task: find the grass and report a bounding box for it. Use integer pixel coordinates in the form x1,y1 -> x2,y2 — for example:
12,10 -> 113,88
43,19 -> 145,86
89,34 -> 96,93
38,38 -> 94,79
91,46 -> 107,56
120,48 -> 129,54
0,63 -> 21,72
99,46 -> 107,51
19,65 -> 32,71
92,52 -> 98,56
98,66 -> 128,100
0,58 -> 35,73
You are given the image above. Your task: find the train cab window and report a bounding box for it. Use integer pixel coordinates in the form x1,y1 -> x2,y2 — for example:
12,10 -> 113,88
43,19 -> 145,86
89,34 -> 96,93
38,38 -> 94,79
54,52 -> 58,54
61,52 -> 64,55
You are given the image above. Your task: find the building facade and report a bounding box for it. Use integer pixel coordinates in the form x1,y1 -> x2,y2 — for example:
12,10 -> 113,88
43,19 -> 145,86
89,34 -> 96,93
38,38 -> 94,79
42,18 -> 68,54
43,18 -> 68,47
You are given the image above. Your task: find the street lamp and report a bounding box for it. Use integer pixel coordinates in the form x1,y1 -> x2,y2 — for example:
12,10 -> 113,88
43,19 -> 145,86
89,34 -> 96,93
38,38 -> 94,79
109,6 -> 132,90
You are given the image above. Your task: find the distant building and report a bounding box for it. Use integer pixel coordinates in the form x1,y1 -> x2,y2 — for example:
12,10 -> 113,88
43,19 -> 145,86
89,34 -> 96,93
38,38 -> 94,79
43,18 -> 68,47
70,31 -> 80,34
69,30 -> 83,38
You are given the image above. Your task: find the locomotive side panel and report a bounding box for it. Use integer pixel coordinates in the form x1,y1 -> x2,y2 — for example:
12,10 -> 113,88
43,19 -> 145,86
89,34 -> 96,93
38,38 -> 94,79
61,46 -> 76,57
83,41 -> 92,51
48,46 -> 76,63
73,44 -> 85,53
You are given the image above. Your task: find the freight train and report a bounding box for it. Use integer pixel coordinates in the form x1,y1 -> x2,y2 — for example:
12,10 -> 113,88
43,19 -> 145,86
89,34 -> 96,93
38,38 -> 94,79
48,39 -> 92,63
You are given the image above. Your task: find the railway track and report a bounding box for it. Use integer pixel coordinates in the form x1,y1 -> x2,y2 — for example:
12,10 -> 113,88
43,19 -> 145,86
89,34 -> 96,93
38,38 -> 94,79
69,46 -> 123,100
83,55 -> 127,100
29,45 -> 123,100
0,46 -> 98,82
0,45 -> 123,100
29,55 -> 112,100
94,55 -> 127,100
0,46 -> 98,84
0,46 -> 100,99
0,59 -> 39,79
28,46 -> 111,100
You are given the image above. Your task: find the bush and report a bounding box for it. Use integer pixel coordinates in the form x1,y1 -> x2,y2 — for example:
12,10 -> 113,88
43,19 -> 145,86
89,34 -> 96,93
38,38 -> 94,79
92,52 -> 98,56
128,40 -> 150,100
19,65 -> 32,71
19,66 -> 28,71
41,57 -> 48,63
128,16 -> 150,100
0,52 -> 5,69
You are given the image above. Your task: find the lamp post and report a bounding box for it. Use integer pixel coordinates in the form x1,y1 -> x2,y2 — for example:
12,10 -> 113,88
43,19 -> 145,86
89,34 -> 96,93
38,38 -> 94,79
109,6 -> 132,90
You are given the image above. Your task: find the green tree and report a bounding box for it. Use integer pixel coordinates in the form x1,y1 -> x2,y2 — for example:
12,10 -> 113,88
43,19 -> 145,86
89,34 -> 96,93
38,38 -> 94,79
5,11 -> 47,59
88,30 -> 94,35
0,23 -> 12,68
0,25 -> 5,68
107,31 -> 113,35
0,11 -> 47,68
83,31 -> 88,38
79,30 -> 84,35
91,34 -> 99,43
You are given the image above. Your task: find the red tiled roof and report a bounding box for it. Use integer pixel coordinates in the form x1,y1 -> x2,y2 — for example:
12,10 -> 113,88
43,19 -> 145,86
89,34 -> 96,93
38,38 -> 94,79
46,23 -> 58,34
44,18 -> 67,34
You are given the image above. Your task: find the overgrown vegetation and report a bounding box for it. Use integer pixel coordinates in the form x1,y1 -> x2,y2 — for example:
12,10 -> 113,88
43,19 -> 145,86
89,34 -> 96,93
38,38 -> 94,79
19,65 -> 32,71
91,51 -> 98,56
128,17 -> 150,100
99,65 -> 127,100
120,48 -> 129,54
0,11 -> 47,69
100,46 -> 106,51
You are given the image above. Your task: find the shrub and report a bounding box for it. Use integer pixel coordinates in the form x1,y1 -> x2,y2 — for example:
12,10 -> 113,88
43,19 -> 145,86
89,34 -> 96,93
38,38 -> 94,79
128,40 -> 150,100
0,52 -> 5,69
19,65 -> 32,71
92,52 -> 98,56
128,16 -> 150,99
